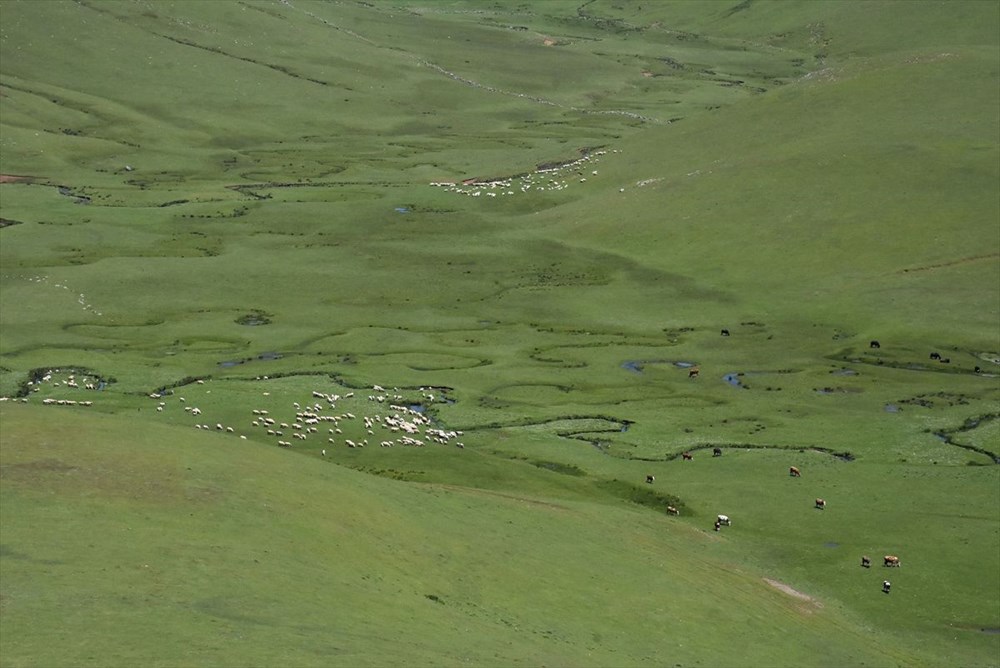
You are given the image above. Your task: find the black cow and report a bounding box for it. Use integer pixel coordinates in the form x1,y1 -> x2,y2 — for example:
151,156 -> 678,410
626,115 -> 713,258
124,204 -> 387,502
930,352 -> 941,360
713,447 -> 723,457
870,340 -> 881,349
861,556 -> 871,568
646,475 -> 655,484
721,329 -> 730,337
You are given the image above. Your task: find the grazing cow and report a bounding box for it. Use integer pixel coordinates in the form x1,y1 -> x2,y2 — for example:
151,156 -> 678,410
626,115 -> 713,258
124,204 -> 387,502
720,329 -> 730,337
861,556 -> 871,568
929,352 -> 941,360
815,498 -> 826,510
713,447 -> 722,457
682,452 -> 693,461
975,366 -> 982,374
884,555 -> 900,567
646,474 -> 655,484
688,366 -> 700,379
882,580 -> 891,594
789,466 -> 801,477
666,506 -> 679,515
940,358 -> 950,364
714,520 -> 721,532
717,514 -> 731,526
870,340 -> 881,349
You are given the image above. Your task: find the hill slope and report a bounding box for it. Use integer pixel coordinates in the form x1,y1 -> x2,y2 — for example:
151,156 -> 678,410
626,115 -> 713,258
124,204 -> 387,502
0,405 -> 922,667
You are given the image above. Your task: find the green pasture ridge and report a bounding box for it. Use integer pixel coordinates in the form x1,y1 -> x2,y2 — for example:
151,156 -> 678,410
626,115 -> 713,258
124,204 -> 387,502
1,1 -> 998,666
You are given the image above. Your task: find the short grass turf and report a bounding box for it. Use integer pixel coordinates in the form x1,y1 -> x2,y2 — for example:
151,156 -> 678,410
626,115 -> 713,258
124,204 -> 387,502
1,1 -> 999,666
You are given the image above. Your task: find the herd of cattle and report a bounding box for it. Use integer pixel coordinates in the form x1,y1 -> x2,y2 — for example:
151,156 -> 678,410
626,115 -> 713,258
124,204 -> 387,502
649,455 -> 902,594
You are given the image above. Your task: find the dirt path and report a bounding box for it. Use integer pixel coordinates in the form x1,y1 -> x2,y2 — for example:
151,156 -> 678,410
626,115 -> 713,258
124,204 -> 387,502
0,174 -> 35,183
763,578 -> 823,608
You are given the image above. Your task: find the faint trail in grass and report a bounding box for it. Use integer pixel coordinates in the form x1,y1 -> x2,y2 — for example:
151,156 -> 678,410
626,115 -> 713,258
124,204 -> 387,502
763,578 -> 823,609
280,0 -> 668,124
76,1 -> 330,87
899,253 -> 1000,274
151,33 -> 330,86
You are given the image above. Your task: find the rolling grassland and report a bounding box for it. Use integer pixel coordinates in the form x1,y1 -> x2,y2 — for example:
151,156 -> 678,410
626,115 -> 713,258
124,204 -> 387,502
1,1 -> 998,666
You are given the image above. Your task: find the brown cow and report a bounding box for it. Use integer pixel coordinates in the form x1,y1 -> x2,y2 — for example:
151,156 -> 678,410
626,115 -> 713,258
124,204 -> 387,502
884,555 -> 900,567
688,367 -> 700,379
789,466 -> 801,477
815,498 -> 826,510
682,452 -> 693,461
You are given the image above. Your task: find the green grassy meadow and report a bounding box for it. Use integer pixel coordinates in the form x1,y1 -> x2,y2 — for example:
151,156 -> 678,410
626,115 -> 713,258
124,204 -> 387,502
1,1 -> 998,666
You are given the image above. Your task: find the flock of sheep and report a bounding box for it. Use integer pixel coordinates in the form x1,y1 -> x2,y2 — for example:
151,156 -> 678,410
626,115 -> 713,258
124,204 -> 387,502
9,275 -> 103,316
430,149 -> 614,197
151,381 -> 466,452
9,369 -> 468,455
1,369 -> 102,406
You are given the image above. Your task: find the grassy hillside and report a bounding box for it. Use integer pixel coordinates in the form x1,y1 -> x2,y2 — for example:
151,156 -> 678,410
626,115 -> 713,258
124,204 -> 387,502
1,404 -> 928,668
1,1 -> 998,666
